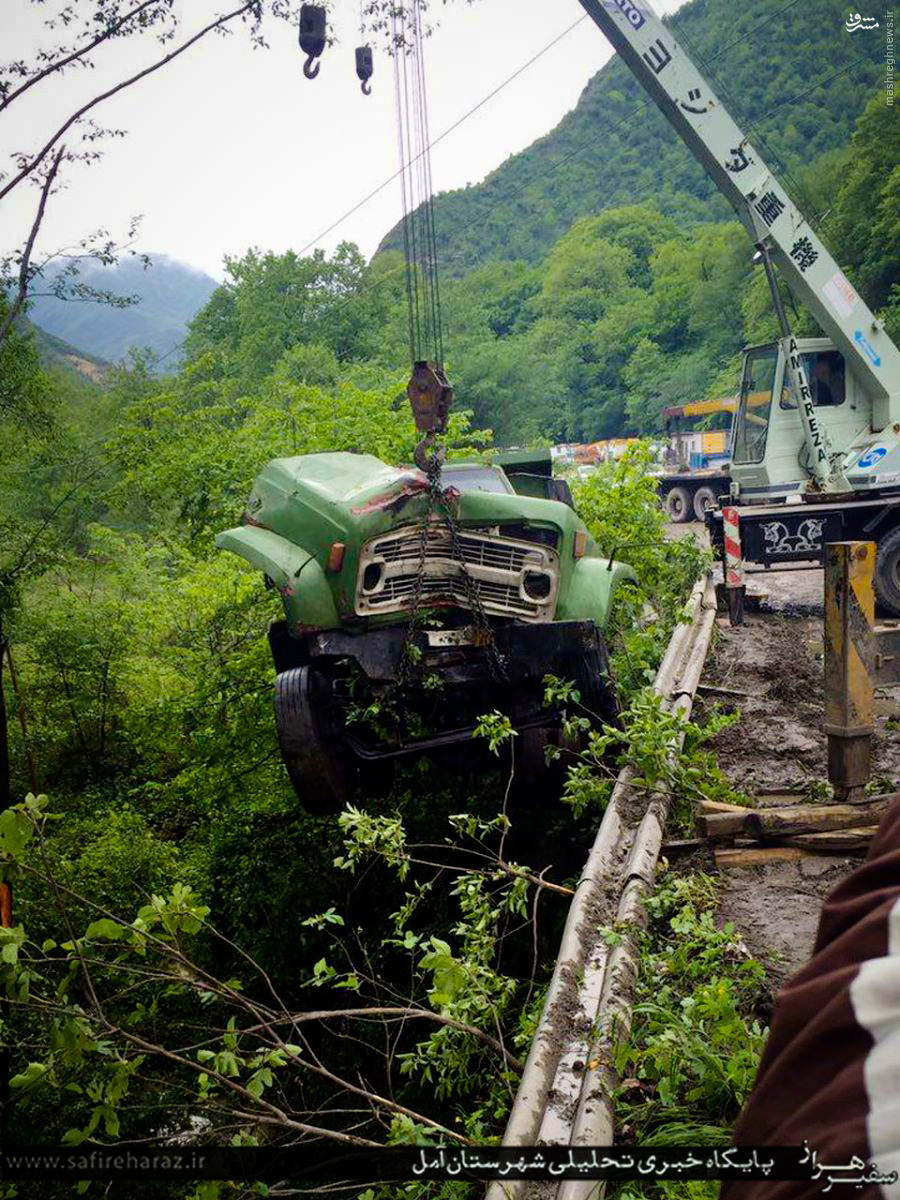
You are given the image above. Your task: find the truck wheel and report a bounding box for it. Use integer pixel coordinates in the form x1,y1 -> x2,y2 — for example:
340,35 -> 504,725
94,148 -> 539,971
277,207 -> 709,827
665,485 -> 691,523
274,666 -> 356,814
693,486 -> 716,522
874,527 -> 900,617
515,726 -> 554,792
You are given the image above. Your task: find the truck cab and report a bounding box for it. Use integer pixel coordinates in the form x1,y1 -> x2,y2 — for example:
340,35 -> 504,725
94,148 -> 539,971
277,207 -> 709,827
730,338 -> 890,501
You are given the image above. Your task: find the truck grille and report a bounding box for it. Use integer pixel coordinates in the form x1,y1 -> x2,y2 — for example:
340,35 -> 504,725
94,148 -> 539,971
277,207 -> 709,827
355,525 -> 559,623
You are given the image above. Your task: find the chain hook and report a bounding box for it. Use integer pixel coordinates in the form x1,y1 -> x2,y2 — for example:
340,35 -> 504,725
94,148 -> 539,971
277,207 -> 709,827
413,430 -> 445,474
361,78 -> 372,96
303,55 -> 321,79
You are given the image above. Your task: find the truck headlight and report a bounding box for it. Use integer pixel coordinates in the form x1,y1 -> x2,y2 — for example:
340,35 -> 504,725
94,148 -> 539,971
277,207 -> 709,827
523,571 -> 552,601
362,562 -> 384,592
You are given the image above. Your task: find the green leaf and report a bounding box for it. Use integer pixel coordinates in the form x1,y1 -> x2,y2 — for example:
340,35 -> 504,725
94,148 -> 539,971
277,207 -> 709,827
9,1062 -> 49,1091
0,809 -> 33,860
85,919 -> 125,941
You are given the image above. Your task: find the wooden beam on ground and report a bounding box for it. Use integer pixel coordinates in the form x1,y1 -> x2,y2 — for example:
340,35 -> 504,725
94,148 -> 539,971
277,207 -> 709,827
701,811 -> 750,838
781,826 -> 877,853
715,847 -> 804,868
699,799 -> 752,814
745,798 -> 892,838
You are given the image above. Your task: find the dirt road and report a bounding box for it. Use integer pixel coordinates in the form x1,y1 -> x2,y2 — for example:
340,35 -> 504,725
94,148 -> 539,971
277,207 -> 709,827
668,525 -> 900,984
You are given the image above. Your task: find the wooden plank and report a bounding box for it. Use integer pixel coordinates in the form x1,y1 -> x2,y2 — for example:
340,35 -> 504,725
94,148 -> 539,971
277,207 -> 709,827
698,799 -> 752,814
781,826 -> 877,853
745,798 -> 892,838
661,838 -> 706,855
715,847 -> 804,869
697,683 -> 753,698
700,811 -> 749,838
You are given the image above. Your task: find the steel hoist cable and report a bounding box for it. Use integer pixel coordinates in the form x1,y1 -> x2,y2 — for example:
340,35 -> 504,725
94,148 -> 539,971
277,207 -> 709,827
390,4 -> 506,683
392,1 -> 444,371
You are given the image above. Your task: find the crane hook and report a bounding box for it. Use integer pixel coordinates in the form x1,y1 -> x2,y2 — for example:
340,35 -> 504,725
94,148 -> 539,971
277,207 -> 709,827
355,45 -> 373,97
299,4 -> 326,81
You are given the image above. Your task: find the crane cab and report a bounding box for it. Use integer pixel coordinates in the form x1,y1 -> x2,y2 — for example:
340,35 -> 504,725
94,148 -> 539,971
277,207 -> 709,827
728,338 -> 886,501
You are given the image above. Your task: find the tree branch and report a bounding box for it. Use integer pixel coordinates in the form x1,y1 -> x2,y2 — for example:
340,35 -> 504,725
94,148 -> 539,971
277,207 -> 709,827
0,145 -> 65,348
0,1 -> 257,205
0,1 -> 163,115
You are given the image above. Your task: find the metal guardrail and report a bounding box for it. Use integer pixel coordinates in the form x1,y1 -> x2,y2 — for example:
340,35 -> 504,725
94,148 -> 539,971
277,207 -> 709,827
485,574 -> 719,1200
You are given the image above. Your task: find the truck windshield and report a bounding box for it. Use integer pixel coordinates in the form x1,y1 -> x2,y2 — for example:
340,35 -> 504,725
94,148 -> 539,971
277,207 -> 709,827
779,350 -> 846,409
732,348 -> 778,465
441,466 -> 513,494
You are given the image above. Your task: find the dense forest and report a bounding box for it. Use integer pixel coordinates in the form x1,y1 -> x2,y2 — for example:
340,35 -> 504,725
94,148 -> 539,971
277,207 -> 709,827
1,0 -> 899,1187
379,0 -> 888,270
184,89 -> 897,445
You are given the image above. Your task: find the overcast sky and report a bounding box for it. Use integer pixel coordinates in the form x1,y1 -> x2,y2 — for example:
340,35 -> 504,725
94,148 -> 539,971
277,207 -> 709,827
2,0 -> 686,281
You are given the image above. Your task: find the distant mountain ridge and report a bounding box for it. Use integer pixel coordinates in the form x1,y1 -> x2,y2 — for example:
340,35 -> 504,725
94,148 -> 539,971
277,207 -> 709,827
378,0 -> 885,272
26,254 -> 218,366
29,321 -> 109,384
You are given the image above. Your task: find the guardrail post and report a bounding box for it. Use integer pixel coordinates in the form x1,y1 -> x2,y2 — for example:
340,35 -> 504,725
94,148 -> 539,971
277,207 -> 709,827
824,541 -> 874,802
722,506 -> 745,626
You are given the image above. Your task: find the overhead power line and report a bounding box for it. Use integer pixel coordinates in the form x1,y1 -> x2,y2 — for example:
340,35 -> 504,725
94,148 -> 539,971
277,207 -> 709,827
295,14 -> 589,259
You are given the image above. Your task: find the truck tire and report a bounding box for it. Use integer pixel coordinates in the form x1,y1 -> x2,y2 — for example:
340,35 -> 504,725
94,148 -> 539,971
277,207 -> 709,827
665,485 -> 691,523
274,666 -> 355,814
874,527 -> 900,617
693,485 -> 716,522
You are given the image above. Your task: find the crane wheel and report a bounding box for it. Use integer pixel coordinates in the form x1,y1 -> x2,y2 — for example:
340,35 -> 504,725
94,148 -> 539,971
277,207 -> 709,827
665,485 -> 692,524
874,527 -> 900,618
693,486 -> 716,522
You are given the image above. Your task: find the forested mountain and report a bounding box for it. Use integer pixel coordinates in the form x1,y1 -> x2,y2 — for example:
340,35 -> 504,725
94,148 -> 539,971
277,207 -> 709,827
26,254 -> 217,364
379,0 -> 885,271
26,320 -> 109,384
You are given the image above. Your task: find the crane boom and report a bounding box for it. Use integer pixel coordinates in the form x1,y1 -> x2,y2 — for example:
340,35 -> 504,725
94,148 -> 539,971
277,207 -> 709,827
576,0 -> 900,432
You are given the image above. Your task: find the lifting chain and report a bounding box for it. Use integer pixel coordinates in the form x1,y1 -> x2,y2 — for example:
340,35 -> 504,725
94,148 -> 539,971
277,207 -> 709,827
396,448 -> 507,690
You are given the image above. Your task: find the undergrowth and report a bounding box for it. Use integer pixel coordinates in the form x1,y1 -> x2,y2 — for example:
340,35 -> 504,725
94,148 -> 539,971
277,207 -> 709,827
608,871 -> 769,1200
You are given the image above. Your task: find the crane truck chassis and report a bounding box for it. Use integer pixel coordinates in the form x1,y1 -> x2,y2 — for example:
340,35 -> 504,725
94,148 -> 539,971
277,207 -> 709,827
707,491 -> 900,614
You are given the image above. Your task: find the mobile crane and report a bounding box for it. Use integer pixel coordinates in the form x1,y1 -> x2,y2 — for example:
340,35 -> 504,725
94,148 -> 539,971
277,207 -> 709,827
576,0 -> 900,612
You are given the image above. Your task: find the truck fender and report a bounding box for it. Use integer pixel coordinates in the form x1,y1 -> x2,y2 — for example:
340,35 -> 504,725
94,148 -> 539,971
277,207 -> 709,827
215,526 -> 338,632
862,501 -> 900,538
555,558 -> 638,628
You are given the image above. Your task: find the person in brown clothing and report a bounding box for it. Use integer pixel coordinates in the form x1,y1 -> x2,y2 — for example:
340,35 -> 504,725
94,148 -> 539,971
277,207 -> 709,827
720,795 -> 900,1199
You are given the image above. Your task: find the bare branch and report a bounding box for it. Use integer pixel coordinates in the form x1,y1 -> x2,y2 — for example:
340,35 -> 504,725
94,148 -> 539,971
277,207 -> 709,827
0,1 -> 164,114
0,145 -> 65,347
0,2 -> 258,205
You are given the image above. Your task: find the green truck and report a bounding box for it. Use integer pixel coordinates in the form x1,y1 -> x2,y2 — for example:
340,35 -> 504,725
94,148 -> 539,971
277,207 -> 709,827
217,447 -> 635,812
